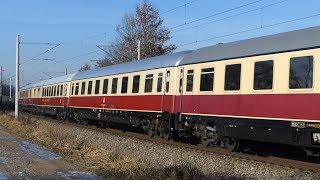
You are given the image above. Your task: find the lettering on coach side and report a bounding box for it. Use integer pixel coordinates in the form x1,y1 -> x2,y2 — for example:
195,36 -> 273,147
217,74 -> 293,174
291,121 -> 306,128
306,123 -> 320,129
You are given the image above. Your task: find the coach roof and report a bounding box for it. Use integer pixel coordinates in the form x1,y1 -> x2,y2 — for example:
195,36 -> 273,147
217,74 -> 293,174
181,26 -> 320,65
72,51 -> 192,81
21,73 -> 76,90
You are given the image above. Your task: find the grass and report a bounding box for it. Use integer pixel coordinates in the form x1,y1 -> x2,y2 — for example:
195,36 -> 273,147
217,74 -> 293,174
0,113 -> 251,180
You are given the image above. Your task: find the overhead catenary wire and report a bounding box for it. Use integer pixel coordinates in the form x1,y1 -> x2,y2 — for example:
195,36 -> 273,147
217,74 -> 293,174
24,50 -> 98,80
172,0 -> 290,34
55,50 -> 98,63
20,43 -> 61,65
162,0 -> 200,14
170,0 -> 263,30
177,12 -> 320,48
61,32 -> 110,45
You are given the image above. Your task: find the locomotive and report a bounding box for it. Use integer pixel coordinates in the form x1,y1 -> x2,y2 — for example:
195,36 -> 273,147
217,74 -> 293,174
20,26 -> 320,154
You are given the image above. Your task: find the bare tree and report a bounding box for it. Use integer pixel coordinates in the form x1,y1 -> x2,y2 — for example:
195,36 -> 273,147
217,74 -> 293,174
95,57 -> 114,68
96,0 -> 176,67
79,63 -> 92,72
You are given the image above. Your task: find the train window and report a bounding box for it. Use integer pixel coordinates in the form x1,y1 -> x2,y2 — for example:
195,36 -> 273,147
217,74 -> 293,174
71,83 -> 75,95
157,73 -> 163,92
60,85 -> 63,96
166,71 -> 170,93
186,70 -> 194,92
57,85 -> 60,96
75,83 -> 80,95
225,64 -> 241,91
179,70 -> 183,93
145,74 -> 153,93
53,86 -> 56,96
254,60 -> 273,90
200,68 -> 214,91
289,56 -> 313,89
88,81 -> 93,95
51,86 -> 54,96
95,80 -> 100,94
112,78 -> 118,94
132,75 -> 140,93
65,84 -> 68,96
103,79 -> 108,94
121,77 -> 128,94
81,82 -> 86,95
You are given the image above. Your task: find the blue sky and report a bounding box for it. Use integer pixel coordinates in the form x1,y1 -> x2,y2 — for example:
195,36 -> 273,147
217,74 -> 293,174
0,0 -> 319,86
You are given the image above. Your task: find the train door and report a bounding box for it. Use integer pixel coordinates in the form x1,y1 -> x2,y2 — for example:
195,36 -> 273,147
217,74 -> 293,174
177,68 -> 184,121
161,69 -> 171,113
61,84 -> 65,107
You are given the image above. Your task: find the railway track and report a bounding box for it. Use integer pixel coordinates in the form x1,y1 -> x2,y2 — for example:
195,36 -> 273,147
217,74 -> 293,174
23,113 -> 320,173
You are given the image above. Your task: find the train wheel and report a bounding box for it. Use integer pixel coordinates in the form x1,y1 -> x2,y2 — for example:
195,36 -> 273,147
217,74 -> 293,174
225,138 -> 240,152
208,142 -> 215,148
57,112 -> 64,120
201,138 -> 209,147
81,120 -> 89,126
160,129 -> 171,140
74,113 -> 82,125
146,120 -> 155,137
148,130 -> 155,137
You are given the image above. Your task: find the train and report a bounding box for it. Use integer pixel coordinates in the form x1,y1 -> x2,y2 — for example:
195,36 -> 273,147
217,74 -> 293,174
19,26 -> 320,155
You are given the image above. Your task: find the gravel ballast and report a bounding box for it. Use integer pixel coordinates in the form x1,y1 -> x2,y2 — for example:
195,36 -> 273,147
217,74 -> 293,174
30,117 -> 320,180
1,113 -> 320,179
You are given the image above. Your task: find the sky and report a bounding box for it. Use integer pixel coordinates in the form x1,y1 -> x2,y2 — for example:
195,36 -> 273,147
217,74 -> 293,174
0,0 -> 319,87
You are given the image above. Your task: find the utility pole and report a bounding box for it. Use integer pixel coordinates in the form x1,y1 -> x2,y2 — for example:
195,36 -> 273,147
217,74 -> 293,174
0,66 -> 2,106
14,36 -> 59,119
137,40 -> 141,60
9,78 -> 12,99
15,35 -> 20,119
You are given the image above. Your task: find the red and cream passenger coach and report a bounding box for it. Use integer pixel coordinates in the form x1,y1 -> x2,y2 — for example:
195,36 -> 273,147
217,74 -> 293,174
20,26 -> 320,153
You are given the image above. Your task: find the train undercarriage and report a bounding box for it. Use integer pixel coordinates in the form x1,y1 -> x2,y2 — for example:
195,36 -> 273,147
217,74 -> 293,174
19,104 -> 320,155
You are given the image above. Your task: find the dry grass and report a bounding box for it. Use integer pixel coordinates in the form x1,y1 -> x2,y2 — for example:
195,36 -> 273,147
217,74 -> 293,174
0,113 -> 249,180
